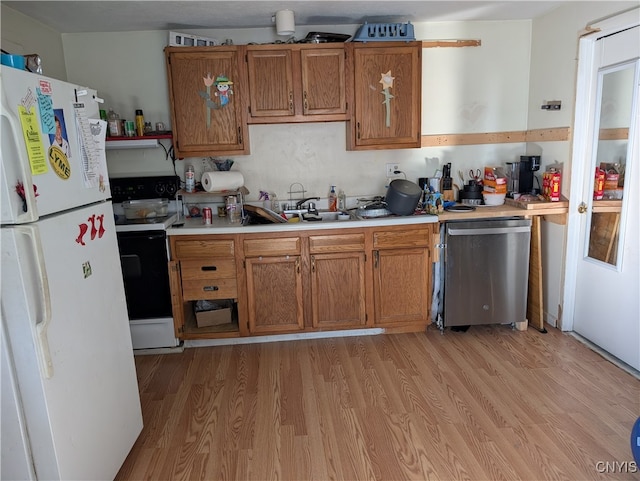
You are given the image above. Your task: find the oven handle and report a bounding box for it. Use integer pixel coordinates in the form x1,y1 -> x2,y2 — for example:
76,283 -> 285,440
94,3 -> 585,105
117,231 -> 167,241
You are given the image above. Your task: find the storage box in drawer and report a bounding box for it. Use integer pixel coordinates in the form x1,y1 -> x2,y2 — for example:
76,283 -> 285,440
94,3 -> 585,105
243,237 -> 300,257
309,233 -> 365,253
173,239 -> 235,258
180,259 -> 236,280
182,278 -> 238,301
373,228 -> 430,248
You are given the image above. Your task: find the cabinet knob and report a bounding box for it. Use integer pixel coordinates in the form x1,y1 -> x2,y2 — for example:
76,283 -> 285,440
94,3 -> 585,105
203,285 -> 219,291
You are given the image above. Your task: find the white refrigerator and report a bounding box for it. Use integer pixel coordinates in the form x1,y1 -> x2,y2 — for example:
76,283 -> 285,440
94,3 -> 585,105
0,66 -> 143,480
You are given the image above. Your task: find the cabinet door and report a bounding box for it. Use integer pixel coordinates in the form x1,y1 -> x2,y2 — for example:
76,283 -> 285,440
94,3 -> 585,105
245,256 -> 304,333
373,247 -> 430,326
300,48 -> 347,116
246,49 -> 294,118
348,43 -> 421,150
165,46 -> 248,156
311,252 -> 366,329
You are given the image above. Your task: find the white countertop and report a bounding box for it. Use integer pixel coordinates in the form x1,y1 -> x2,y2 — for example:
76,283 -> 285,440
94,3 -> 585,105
168,212 -> 438,235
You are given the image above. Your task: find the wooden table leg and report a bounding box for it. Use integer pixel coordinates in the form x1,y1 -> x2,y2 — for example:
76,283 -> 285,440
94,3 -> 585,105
527,216 -> 546,332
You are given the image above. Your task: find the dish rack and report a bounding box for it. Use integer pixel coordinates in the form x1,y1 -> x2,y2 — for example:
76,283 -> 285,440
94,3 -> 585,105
353,22 -> 415,42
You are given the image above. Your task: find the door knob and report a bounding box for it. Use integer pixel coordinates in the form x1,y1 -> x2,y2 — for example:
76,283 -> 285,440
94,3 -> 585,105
578,202 -> 587,214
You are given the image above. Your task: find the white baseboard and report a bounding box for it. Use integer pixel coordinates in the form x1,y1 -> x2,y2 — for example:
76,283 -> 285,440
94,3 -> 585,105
185,328 -> 385,348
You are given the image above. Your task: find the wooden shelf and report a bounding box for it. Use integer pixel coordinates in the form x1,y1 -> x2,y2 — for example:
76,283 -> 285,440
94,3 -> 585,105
592,199 -> 622,213
106,133 -> 172,141
105,134 -> 172,150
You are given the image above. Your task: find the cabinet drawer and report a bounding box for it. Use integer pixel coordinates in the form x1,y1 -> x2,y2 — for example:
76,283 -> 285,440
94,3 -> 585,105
243,237 -> 300,257
180,259 -> 236,280
182,278 -> 238,301
373,228 -> 430,249
173,239 -> 235,259
309,233 -> 365,253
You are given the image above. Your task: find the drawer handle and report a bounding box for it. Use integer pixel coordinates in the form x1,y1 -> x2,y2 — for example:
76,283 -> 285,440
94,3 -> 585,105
201,266 -> 218,271
203,286 -> 219,291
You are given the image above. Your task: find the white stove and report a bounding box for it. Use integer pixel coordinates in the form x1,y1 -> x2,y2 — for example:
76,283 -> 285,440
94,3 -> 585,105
110,176 -> 182,352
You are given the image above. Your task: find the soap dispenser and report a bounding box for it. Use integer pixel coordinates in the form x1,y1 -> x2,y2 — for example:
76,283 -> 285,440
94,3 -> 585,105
328,185 -> 338,212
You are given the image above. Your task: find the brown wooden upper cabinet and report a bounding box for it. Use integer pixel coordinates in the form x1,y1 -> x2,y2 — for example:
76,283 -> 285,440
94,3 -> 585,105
165,46 -> 250,157
346,42 -> 422,150
246,44 -> 348,123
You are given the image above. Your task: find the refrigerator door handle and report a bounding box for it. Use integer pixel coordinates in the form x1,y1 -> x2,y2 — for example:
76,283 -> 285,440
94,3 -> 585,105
18,226 -> 54,378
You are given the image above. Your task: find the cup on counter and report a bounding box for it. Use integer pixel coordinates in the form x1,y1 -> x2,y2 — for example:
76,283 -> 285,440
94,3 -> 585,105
226,196 -> 240,223
124,120 -> 136,137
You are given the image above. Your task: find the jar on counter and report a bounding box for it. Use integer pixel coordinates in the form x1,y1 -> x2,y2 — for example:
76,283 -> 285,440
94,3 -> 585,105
226,195 -> 240,223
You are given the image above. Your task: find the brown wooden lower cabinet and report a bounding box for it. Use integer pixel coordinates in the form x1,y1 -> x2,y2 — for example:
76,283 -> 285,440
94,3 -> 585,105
168,224 -> 436,340
371,227 -> 432,328
245,255 -> 304,334
310,252 -> 367,329
373,248 -> 431,326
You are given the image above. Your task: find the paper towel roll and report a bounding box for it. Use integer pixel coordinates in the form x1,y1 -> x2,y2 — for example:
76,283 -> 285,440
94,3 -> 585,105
201,171 -> 245,192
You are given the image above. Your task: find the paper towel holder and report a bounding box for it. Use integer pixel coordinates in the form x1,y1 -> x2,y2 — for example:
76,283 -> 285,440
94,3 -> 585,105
273,10 -> 295,36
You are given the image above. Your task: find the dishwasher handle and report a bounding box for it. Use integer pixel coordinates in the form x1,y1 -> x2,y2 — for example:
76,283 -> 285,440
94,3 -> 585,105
447,226 -> 531,236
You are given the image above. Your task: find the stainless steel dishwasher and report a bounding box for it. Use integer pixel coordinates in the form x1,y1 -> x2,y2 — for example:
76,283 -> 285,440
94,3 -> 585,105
443,218 -> 531,327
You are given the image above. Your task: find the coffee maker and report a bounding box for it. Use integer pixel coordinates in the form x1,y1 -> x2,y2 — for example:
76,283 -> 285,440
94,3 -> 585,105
519,155 -> 540,194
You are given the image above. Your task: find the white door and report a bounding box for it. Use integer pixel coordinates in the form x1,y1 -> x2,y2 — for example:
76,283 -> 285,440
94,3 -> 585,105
566,22 -> 640,370
1,201 -> 142,480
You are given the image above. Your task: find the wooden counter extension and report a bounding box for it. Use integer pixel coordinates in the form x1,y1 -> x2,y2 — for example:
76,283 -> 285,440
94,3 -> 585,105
437,197 -> 569,332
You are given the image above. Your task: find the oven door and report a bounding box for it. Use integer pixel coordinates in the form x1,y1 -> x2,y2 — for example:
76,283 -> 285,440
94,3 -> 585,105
116,231 -> 172,320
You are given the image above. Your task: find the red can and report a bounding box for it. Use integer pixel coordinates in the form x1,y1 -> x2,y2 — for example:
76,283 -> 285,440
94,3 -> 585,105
202,207 -> 212,225
594,167 -> 605,200
543,169 -> 562,202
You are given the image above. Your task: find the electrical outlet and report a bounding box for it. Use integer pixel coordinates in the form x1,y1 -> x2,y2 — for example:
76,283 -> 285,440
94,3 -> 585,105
386,163 -> 400,177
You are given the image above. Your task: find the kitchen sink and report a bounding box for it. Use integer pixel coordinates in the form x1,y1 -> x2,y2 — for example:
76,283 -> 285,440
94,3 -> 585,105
283,209 -> 350,222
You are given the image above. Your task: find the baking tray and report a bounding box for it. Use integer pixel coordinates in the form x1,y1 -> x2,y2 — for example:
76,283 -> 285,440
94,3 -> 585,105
244,204 -> 287,223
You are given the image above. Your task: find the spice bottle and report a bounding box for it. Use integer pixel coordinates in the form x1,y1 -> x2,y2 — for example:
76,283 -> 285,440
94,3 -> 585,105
135,109 -> 145,137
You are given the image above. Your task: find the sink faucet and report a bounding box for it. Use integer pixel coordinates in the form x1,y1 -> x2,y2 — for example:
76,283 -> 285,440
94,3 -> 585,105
296,197 -> 320,210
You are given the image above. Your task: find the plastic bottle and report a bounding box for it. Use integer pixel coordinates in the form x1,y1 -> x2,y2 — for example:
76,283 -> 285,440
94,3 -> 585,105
338,189 -> 346,211
107,108 -> 122,137
135,109 -> 145,137
185,165 -> 195,193
271,193 -> 281,213
328,185 -> 338,212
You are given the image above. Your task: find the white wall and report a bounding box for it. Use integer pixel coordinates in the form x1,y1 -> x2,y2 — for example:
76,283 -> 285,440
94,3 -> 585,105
1,5 -> 67,82
59,21 -> 532,201
528,1 -> 637,328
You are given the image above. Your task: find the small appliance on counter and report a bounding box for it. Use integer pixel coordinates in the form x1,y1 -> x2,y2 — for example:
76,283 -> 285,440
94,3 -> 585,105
518,155 -> 541,194
110,175 -> 182,352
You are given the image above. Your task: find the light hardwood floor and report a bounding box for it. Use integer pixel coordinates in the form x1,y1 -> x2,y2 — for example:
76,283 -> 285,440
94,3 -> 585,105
116,325 -> 639,480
